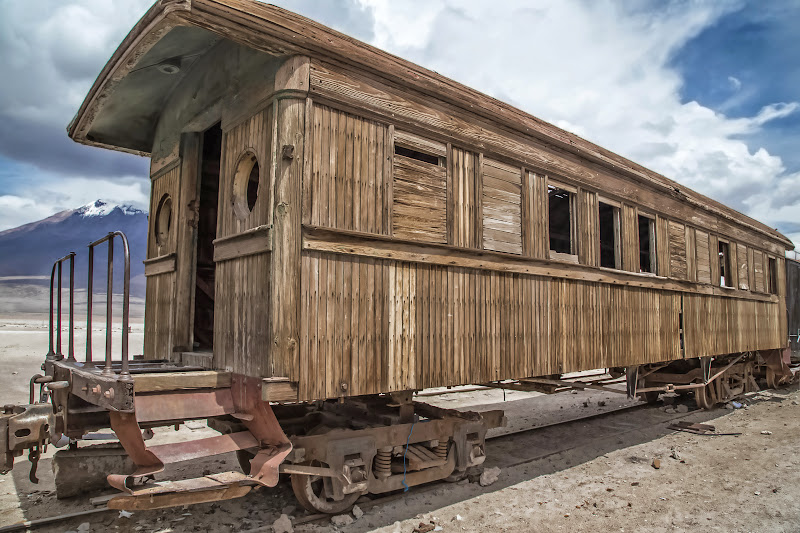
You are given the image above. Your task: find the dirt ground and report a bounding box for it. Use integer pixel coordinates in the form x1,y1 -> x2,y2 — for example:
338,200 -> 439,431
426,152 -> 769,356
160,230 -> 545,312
1,316 -> 799,532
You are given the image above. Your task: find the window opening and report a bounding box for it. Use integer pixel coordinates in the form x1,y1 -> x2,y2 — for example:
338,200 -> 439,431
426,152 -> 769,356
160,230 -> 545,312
718,240 -> 731,287
232,151 -> 260,220
548,185 -> 575,256
154,194 -> 173,247
598,202 -> 620,269
768,257 -> 778,294
394,145 -> 442,166
638,215 -> 655,273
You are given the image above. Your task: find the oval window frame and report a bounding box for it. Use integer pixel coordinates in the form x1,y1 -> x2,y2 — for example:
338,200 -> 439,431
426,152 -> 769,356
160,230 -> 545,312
154,193 -> 173,247
232,150 -> 261,221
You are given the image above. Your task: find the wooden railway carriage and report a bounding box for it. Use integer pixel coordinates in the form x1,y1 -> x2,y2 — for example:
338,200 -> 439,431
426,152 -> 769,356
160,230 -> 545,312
0,0 -> 795,513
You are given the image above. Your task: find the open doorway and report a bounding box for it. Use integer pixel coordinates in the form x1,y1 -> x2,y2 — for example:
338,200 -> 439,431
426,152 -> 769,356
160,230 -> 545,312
193,122 -> 221,351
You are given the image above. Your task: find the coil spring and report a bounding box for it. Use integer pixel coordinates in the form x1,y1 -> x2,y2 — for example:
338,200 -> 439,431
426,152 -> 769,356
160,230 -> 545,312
375,448 -> 392,478
435,440 -> 448,460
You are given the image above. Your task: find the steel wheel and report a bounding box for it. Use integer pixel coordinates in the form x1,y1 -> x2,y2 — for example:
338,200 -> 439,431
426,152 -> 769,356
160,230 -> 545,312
291,461 -> 360,514
694,382 -> 717,410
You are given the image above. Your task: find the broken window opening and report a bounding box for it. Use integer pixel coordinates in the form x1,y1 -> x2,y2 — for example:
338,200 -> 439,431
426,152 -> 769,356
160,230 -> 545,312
767,257 -> 778,294
598,202 -> 620,269
394,145 -> 442,166
718,240 -> 731,287
548,185 -> 575,256
638,214 -> 655,273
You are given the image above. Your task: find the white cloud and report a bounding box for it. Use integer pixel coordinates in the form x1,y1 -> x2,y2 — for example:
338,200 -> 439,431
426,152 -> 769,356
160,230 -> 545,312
728,76 -> 742,91
358,0 -> 799,245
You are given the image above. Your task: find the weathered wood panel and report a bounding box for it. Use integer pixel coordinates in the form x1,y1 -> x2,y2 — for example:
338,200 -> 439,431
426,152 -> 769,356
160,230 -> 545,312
214,253 -> 271,375
298,249 -> 685,401
306,104 -> 388,234
621,204 -> 638,272
449,147 -> 480,248
482,158 -> 522,255
787,259 -> 800,355
144,166 -> 180,360
213,106 -> 274,375
392,153 -> 447,243
578,190 -> 599,267
307,59 -> 788,255
753,249 -> 765,293
684,294 -> 784,357
525,172 -> 549,259
695,229 -> 711,284
218,106 -> 273,239
709,234 -> 720,286
685,226 -> 697,282
656,216 -> 670,277
668,221 -> 687,280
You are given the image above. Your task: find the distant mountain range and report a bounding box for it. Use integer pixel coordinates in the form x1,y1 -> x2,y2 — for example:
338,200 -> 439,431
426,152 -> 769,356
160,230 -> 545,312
0,200 -> 148,298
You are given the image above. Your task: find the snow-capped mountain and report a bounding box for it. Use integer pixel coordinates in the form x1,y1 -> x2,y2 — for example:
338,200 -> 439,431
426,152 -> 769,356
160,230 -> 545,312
0,200 -> 148,298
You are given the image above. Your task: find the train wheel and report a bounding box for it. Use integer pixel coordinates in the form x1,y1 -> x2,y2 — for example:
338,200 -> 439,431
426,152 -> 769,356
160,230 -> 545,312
694,383 -> 717,410
291,461 -> 360,514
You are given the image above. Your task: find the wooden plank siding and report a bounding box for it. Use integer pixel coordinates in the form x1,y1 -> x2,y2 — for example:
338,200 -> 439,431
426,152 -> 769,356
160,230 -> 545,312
668,221 -> 687,280
392,152 -> 447,244
144,165 -> 180,360
525,172 -> 549,259
621,204 -> 638,272
481,158 -> 523,255
306,104 -> 389,234
213,106 -> 273,376
578,190 -> 599,267
297,250 -> 689,400
449,147 -> 480,248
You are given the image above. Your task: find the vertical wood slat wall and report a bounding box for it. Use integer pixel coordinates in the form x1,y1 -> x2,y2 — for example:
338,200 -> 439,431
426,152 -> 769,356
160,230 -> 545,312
305,104 -> 389,235
291,100 -> 786,401
621,204 -> 638,272
449,147 -> 480,248
214,106 -> 273,376
144,166 -> 180,360
578,190 -> 599,267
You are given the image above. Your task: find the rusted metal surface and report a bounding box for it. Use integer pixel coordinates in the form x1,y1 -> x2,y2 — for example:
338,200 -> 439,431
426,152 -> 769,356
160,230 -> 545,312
134,389 -> 236,423
107,411 -> 164,490
231,375 -> 292,487
0,404 -> 58,475
87,231 -> 132,379
107,472 -> 255,511
148,431 -> 259,464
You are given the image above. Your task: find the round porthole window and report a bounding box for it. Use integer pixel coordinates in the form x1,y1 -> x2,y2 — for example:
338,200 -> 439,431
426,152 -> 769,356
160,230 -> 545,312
232,151 -> 260,220
154,194 -> 172,246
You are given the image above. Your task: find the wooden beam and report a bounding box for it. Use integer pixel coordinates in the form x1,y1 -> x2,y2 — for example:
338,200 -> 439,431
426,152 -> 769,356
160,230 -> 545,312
262,377 -> 299,402
213,226 -> 272,262
143,253 -> 177,277
134,371 -> 232,393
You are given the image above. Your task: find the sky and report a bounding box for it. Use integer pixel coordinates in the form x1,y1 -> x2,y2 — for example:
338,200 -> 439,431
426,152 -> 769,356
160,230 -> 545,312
0,0 -> 798,246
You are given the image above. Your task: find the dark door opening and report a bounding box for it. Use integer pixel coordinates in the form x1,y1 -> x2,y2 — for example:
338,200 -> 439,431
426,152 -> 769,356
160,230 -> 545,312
193,123 -> 222,350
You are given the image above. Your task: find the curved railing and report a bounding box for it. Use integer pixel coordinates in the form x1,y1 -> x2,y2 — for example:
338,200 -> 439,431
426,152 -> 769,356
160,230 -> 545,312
46,231 -> 131,380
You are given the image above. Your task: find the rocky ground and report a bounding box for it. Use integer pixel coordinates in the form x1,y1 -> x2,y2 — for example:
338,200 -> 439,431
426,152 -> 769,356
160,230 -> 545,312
1,317 -> 798,532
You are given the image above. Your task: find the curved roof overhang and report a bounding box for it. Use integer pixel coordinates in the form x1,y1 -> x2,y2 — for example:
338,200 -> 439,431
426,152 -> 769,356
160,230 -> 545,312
67,0 -> 793,249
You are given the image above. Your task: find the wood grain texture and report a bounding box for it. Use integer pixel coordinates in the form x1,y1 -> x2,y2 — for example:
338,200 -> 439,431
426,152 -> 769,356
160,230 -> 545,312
392,151 -> 447,244
213,105 -> 274,375
578,190 -> 599,267
753,249 -> 765,293
668,221 -> 687,280
621,204 -> 638,272
144,166 -> 180,360
482,158 -> 522,255
695,229 -> 711,284
450,147 -> 480,248
306,103 -> 388,234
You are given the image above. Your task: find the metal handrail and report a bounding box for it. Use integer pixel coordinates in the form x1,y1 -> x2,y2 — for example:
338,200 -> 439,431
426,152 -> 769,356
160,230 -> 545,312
47,252 -> 76,362
87,231 -> 131,380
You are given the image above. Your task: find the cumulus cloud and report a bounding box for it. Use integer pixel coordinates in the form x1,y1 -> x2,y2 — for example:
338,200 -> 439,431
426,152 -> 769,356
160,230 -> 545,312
357,0 -> 799,245
0,0 -> 798,250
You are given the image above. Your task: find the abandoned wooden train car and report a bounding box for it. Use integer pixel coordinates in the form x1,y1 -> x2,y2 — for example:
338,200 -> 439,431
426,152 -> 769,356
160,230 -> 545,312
1,0 -> 795,513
